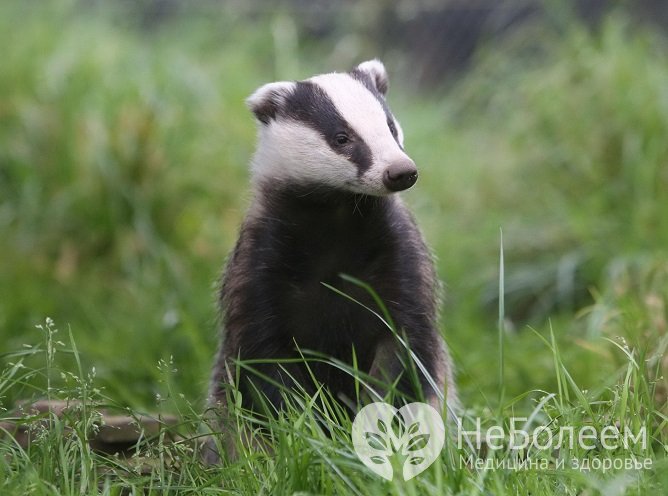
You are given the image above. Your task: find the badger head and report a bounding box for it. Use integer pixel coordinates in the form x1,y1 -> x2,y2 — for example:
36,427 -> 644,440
246,59 -> 417,196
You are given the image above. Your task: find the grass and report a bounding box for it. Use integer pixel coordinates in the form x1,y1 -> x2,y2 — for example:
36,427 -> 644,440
0,3 -> 667,494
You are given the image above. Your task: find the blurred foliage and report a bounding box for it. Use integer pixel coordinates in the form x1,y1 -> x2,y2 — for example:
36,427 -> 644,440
435,17 -> 668,321
0,2 -> 265,406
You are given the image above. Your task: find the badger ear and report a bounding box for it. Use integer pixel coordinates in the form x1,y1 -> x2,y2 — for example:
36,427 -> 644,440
246,81 -> 296,124
354,59 -> 389,96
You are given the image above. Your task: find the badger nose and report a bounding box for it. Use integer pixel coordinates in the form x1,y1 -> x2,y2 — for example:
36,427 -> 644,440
383,159 -> 418,192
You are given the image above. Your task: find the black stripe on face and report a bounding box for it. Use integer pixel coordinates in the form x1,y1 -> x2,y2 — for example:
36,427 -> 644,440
350,69 -> 401,145
281,81 -> 373,174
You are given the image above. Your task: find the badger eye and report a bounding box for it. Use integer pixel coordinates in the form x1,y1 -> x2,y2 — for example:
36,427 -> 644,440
335,132 -> 350,145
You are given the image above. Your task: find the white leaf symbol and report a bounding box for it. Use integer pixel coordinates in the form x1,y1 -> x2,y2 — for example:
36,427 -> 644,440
352,402 -> 445,481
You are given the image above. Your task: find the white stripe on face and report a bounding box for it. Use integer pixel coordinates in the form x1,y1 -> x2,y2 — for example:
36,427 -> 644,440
251,119 -> 359,189
309,73 -> 408,167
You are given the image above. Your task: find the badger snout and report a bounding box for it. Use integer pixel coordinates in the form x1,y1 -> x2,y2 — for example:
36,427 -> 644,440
383,158 -> 418,192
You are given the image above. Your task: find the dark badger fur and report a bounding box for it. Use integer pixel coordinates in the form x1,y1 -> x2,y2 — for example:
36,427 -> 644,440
205,60 -> 457,460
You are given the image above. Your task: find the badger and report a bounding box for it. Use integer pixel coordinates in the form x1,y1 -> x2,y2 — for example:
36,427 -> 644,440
205,60 -> 457,460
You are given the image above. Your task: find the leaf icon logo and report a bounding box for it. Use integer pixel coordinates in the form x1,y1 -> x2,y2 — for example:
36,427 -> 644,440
351,402 -> 445,481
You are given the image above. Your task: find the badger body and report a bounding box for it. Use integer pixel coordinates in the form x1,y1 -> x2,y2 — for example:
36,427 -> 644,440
207,61 -> 456,453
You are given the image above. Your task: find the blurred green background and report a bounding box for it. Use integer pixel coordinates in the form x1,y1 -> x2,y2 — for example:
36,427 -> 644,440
1,0 -> 667,417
